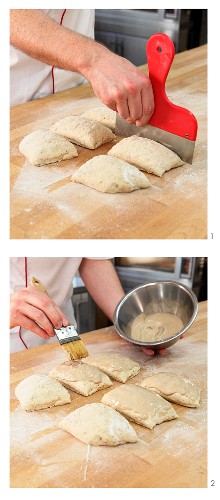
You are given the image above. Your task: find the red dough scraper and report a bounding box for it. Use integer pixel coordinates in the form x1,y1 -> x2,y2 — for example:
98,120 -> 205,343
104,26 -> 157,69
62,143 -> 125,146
115,33 -> 198,164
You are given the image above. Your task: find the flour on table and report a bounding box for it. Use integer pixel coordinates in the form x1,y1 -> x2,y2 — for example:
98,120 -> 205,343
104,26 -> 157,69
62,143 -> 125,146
108,136 -> 184,177
59,402 -> 138,446
72,155 -> 151,193
19,130 -> 78,166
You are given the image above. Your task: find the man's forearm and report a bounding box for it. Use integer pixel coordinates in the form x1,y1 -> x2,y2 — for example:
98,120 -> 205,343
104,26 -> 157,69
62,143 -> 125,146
10,9 -> 107,80
10,9 -> 154,124
79,259 -> 125,322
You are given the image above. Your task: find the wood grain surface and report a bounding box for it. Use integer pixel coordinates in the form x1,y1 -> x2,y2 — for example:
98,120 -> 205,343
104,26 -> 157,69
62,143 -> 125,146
10,301 -> 207,488
10,45 -> 207,239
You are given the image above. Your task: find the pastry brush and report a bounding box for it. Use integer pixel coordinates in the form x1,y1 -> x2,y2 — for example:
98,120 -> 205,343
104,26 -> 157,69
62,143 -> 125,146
31,276 -> 88,360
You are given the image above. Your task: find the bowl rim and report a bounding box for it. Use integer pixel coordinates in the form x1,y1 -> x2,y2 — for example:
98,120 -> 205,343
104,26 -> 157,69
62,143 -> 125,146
113,280 -> 198,346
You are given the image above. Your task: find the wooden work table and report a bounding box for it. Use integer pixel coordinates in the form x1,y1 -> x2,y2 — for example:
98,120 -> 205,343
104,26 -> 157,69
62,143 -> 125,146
10,301 -> 207,488
10,45 -> 207,239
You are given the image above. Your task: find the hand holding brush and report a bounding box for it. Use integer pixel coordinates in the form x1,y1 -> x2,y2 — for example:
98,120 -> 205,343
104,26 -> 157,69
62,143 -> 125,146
31,276 -> 88,361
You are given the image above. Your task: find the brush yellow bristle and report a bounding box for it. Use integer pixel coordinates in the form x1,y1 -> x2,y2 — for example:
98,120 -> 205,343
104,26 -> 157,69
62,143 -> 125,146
62,339 -> 88,361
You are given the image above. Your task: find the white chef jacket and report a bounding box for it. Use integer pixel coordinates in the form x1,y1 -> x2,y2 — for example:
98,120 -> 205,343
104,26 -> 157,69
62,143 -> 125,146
10,257 -> 110,352
10,9 -> 95,106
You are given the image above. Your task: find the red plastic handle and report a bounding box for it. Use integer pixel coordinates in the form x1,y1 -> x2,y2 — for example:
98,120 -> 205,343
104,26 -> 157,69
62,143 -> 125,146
147,33 -> 198,141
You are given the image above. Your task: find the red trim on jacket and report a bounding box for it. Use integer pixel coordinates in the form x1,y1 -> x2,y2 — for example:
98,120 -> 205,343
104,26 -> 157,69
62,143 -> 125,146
51,9 -> 67,94
18,257 -> 28,349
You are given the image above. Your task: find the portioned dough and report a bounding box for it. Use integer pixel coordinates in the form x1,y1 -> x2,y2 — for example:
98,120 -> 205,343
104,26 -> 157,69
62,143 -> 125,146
71,155 -> 151,193
82,353 -> 140,383
49,363 -> 113,396
102,384 -> 178,429
130,312 -> 184,342
82,106 -> 116,131
50,116 -> 115,149
139,372 -> 200,408
59,402 -> 138,446
19,130 -> 78,166
108,136 -> 184,177
15,374 -> 71,411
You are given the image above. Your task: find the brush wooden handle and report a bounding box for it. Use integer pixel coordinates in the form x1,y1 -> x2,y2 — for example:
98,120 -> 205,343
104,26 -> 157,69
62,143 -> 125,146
31,276 -> 50,296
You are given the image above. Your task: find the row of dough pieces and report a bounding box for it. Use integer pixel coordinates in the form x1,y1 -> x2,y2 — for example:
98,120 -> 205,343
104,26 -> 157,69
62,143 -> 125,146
15,353 -> 200,447
18,107 -> 184,194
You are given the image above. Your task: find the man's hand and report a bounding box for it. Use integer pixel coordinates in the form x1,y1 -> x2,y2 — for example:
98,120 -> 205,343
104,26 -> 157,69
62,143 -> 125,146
87,51 -> 154,126
141,334 -> 184,356
10,10 -> 154,125
141,347 -> 167,356
10,287 -> 68,339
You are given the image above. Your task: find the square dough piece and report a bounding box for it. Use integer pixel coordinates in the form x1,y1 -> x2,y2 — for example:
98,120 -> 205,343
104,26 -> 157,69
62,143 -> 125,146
71,155 -> 151,193
82,353 -> 140,383
101,384 -> 178,429
59,402 -> 138,446
19,130 -> 78,166
108,136 -> 184,177
138,372 -> 200,408
49,363 -> 113,396
15,374 -> 71,411
82,106 -> 116,131
50,116 -> 115,149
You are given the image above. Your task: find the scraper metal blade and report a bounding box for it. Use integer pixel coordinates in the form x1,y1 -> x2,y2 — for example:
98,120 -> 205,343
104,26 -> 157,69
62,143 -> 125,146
115,33 -> 198,164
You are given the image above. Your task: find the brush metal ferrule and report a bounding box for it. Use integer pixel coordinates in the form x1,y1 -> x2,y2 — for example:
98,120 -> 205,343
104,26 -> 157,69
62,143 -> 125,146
54,325 -> 81,345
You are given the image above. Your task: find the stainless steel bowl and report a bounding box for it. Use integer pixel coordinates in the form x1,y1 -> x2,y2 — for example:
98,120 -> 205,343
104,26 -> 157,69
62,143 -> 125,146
114,281 -> 198,350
